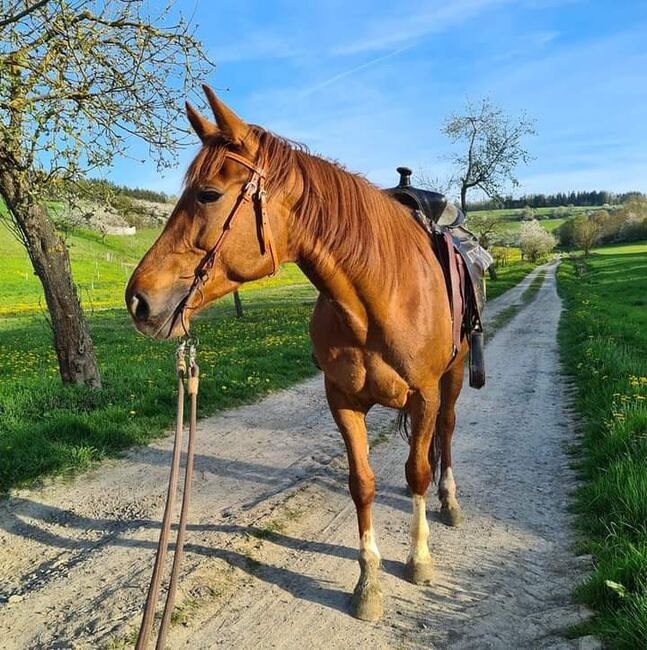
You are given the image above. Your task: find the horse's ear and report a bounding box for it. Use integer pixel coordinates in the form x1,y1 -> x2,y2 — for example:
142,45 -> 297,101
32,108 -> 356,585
185,101 -> 217,142
202,84 -> 249,146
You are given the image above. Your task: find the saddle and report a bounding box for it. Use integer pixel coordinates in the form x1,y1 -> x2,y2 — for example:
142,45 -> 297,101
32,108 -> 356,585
385,167 -> 492,388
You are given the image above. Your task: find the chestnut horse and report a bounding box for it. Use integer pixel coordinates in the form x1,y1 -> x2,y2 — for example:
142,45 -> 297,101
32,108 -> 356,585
126,86 -> 467,622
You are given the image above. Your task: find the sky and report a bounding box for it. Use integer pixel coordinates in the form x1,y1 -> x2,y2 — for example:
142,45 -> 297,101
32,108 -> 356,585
106,0 -> 647,200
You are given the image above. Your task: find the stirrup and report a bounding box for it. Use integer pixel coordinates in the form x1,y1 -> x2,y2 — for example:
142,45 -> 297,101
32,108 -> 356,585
468,331 -> 485,389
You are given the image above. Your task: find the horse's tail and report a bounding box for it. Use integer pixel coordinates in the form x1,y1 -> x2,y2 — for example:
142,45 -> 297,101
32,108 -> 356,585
430,422 -> 441,485
396,410 -> 410,442
397,410 -> 442,485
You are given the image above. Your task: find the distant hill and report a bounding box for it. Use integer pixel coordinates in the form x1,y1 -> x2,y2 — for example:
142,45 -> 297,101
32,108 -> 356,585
46,178 -> 176,234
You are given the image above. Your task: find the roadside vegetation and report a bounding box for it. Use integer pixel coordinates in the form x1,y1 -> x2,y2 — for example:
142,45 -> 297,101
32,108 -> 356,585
557,241 -> 647,648
0,223 -> 537,494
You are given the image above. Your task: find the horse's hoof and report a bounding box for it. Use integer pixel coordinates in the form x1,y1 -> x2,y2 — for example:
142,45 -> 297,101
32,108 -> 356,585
440,503 -> 463,527
405,559 -> 434,586
351,581 -> 384,621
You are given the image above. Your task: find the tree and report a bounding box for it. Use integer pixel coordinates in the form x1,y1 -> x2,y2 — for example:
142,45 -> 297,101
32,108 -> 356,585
573,217 -> 602,256
555,218 -> 577,249
0,0 -> 48,28
443,98 -> 535,214
0,0 -> 212,387
519,220 -> 556,262
521,205 -> 535,221
466,214 -> 504,250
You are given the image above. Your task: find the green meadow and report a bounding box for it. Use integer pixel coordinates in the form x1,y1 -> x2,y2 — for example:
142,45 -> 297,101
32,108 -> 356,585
557,241 -> 647,648
0,224 -> 537,493
469,204 -> 611,238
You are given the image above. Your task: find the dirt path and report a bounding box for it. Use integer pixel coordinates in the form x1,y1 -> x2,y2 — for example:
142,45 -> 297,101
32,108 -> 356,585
0,261 -> 593,649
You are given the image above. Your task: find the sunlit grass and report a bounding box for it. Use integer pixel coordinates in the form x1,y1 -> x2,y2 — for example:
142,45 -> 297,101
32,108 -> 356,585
557,243 -> 647,648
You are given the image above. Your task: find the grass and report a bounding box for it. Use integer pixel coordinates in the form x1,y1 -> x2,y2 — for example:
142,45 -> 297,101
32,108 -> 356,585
0,225 -> 161,314
469,204 -> 614,238
0,288 -> 318,494
498,217 -> 566,236
471,204 -> 602,221
0,220 -> 538,494
592,240 -> 647,256
557,241 -> 647,648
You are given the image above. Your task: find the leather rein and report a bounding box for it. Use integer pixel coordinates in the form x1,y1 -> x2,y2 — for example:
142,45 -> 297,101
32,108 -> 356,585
170,150 -> 279,337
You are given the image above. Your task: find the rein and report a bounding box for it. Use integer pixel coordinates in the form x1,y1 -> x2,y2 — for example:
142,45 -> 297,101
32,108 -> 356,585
135,341 -> 199,650
171,151 -> 279,337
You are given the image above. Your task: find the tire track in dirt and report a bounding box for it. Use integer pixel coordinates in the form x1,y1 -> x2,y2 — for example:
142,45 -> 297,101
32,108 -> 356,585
0,260 -> 594,649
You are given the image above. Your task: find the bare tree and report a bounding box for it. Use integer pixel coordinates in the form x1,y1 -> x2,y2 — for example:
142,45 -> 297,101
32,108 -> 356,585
415,169 -> 455,197
573,217 -> 602,256
465,214 -> 504,250
443,98 -> 535,214
0,0 -> 212,387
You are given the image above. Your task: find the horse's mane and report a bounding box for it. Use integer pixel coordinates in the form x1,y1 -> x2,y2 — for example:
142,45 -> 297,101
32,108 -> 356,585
186,126 -> 431,287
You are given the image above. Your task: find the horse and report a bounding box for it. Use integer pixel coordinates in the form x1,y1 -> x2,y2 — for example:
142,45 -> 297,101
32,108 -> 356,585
126,85 -> 468,622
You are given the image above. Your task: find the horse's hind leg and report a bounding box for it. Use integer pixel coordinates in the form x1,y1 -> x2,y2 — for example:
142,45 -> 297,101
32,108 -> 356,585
437,355 -> 466,527
325,378 -> 383,622
404,388 -> 440,585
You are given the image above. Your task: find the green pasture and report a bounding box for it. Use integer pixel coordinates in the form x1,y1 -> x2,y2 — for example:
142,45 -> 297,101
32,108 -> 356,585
592,240 -> 647,255
469,204 -> 612,239
0,222 -> 538,493
471,204 -> 599,221
0,225 -> 310,315
499,217 -> 565,236
557,241 -> 647,648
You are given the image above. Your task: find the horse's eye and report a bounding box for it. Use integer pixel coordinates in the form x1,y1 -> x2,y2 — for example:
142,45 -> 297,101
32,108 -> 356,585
197,189 -> 222,204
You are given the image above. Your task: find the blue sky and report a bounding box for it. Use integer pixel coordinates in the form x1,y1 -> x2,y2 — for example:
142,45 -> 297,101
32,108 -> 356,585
107,0 -> 647,200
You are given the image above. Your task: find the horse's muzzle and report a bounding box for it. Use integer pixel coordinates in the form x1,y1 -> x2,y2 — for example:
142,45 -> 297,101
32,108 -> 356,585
125,285 -> 189,340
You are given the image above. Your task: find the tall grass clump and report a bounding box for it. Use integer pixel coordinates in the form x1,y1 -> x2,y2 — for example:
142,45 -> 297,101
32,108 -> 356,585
557,244 -> 647,648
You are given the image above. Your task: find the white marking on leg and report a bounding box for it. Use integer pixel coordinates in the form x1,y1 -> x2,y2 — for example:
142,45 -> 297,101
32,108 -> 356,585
360,527 -> 381,561
439,467 -> 456,500
407,494 -> 431,565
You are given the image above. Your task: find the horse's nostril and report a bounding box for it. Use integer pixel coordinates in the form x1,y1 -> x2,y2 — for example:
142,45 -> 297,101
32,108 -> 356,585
131,293 -> 150,323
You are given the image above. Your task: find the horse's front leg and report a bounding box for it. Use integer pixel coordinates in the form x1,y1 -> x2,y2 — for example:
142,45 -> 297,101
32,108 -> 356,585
325,378 -> 383,622
405,389 -> 440,585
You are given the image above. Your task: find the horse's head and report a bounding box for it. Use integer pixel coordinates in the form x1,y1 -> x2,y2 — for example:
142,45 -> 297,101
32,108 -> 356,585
125,86 -> 294,339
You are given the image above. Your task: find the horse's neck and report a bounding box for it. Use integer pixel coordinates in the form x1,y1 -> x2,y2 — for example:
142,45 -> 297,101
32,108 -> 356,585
289,169 -> 436,337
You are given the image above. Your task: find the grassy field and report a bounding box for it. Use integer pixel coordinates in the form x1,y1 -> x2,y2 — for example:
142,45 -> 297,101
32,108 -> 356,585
471,204 -> 600,221
0,224 -> 539,493
557,242 -> 647,648
497,217 -> 566,236
0,225 -> 310,315
469,204 -> 612,239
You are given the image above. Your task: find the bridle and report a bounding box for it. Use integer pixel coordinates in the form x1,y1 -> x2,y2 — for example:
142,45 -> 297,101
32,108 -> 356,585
167,150 -> 279,337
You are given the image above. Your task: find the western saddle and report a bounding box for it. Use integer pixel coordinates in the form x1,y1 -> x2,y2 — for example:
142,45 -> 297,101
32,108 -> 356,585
385,167 -> 492,388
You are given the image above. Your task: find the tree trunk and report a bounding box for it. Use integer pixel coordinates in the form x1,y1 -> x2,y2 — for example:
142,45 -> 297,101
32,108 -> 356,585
2,180 -> 101,388
233,290 -> 244,318
488,265 -> 498,280
460,184 -> 468,214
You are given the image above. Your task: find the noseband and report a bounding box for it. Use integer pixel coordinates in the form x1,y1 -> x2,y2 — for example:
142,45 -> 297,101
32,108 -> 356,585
169,151 -> 279,337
